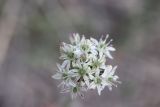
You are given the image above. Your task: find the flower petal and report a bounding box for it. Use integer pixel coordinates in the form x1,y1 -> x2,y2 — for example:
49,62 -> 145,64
52,73 -> 62,79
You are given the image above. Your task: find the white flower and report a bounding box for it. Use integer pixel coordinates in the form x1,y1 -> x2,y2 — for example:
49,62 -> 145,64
60,43 -> 76,60
61,85 -> 86,99
89,70 -> 106,95
91,34 -> 116,59
72,62 -> 91,87
52,33 -> 120,98
101,65 -> 121,90
79,36 -> 97,54
52,61 -> 76,87
89,54 -> 106,70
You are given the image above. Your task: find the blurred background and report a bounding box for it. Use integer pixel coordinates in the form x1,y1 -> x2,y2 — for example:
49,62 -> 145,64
0,0 -> 160,107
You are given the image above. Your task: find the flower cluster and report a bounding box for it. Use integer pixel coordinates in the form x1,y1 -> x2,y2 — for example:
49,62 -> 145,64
52,33 -> 120,98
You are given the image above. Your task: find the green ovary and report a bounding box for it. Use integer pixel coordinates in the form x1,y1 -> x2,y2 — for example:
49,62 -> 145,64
78,68 -> 86,76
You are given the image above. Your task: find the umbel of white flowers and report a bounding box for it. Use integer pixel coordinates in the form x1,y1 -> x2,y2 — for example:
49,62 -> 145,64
52,33 -> 121,99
